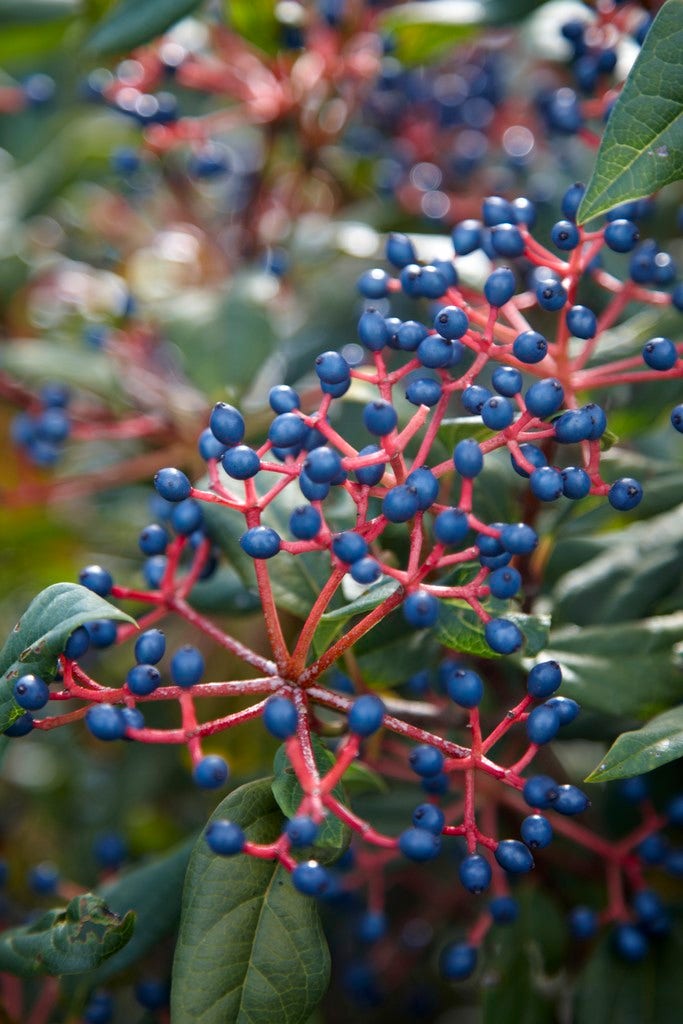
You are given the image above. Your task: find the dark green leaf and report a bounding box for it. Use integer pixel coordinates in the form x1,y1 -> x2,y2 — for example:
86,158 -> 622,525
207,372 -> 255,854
200,500 -> 259,590
341,759 -> 388,795
171,778 -> 330,1024
86,0 -> 203,53
586,705 -> 683,782
0,894 -> 133,977
272,737 -> 349,860
0,340 -> 127,405
436,601 -> 549,658
0,583 -> 135,733
225,0 -> 280,55
313,580 -> 400,655
354,608 -> 438,687
544,612 -> 683,718
577,0 -> 683,224
574,925 -> 683,1024
437,415 -> 491,451
189,565 -> 261,615
0,0 -> 78,22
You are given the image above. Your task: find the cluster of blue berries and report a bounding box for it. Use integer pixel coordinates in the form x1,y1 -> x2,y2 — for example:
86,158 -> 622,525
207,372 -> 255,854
10,383 -> 71,467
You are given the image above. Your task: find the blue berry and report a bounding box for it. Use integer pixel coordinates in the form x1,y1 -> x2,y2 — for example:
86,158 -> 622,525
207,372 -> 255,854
405,467 -> 439,510
642,336 -> 677,370
526,704 -> 561,744
222,445 -> 260,479
143,556 -> 167,589
492,366 -> 522,396
269,385 -> 300,413
299,471 -> 329,501
418,334 -> 462,368
434,305 -> 469,339
83,991 -> 113,1024
209,402 -> 245,446
513,329 -> 547,364
363,400 -> 397,436
154,467 -> 192,503
386,232 -> 417,267
86,704 -> 127,741
315,351 -> 350,385
562,466 -> 591,499
612,923 -> 648,962
495,839 -> 534,873
440,941 -> 477,980
13,674 -> 49,711
350,557 -> 381,584
608,478 -> 643,511
530,466 -> 564,501
269,413 -> 307,448
488,566 -> 521,599
86,619 -> 118,648
132,630 -> 165,671
453,439 -> 484,478
240,526 -> 281,559
637,833 -> 667,865
135,980 -> 170,1011
357,309 -> 389,351
170,499 -> 203,536
396,320 -> 428,352
398,827 -> 441,862
170,645 -> 204,687
285,815 -> 319,847
358,268 -> 390,299
551,784 -> 590,815
409,745 -> 444,778
485,618 -> 522,654
527,661 -> 562,699
491,223 -> 525,257
523,774 -> 558,809
482,195 -> 514,226
452,219 -> 482,255
511,443 -> 547,478
304,447 -> 342,484
332,531 -> 368,564
489,896 -> 518,924
354,445 -> 386,486
446,668 -> 483,708
383,484 -> 419,522
481,396 -> 514,430
292,860 -> 330,896
459,853 -> 492,894
412,803 -> 445,834
536,278 -> 567,311
551,220 -> 580,250
633,889 -> 664,925
484,267 -> 516,307
348,695 -> 385,736
433,507 -> 469,545
406,377 -> 442,407
358,911 -> 387,943
289,505 -> 322,540
569,906 -> 598,939
604,219 -> 639,253
525,378 -> 564,418
667,794 -> 683,825
566,305 -> 597,339
139,523 -> 169,556
263,696 -> 298,739
5,711 -> 34,736
403,590 -> 439,628
461,385 -> 492,414
65,626 -> 90,659
193,755 -> 229,789
561,182 -> 585,221
500,523 -> 537,555
126,664 -> 160,696
671,405 -> 683,433
545,695 -> 580,725
520,814 -> 553,849
206,819 -> 245,855
79,565 -> 113,597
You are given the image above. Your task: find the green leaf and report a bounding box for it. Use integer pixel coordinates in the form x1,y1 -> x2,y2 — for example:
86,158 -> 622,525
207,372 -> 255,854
272,737 -> 349,861
379,1 -> 482,65
577,0 -> 683,224
225,0 -> 280,55
574,925 -> 683,1024
341,759 -> 388,795
0,0 -> 78,22
0,340 -> 127,405
437,415 -> 491,451
171,778 -> 330,1024
0,894 -> 133,977
189,565 -> 261,615
0,583 -> 135,733
86,0 -> 203,53
543,612 -> 683,718
586,705 -> 683,782
436,601 -> 550,658
354,608 -> 439,687
313,580 -> 400,655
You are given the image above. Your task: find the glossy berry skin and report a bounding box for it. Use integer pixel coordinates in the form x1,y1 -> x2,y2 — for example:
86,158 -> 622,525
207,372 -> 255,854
485,618 -> 522,654
642,336 -> 677,370
484,267 -> 516,307
292,860 -> 330,896
222,445 -> 260,479
552,784 -> 590,815
206,819 -> 245,855
134,629 -> 165,666
492,366 -> 522,396
13,674 -> 49,711
409,745 -> 445,778
406,377 -> 442,406
403,590 -> 439,628
525,378 -> 564,418
562,467 -> 591,499
481,396 -> 514,430
315,351 -> 350,385
5,712 -> 34,736
348,695 -> 385,736
530,467 -> 564,502
289,505 -> 322,540
566,305 -> 597,339
495,839 -> 534,873
459,853 -> 492,894
79,565 -> 113,597
383,484 -> 419,523
488,567 -> 521,599
269,385 -> 300,413
209,403 -> 245,446
551,220 -> 580,250
500,523 -> 537,555
604,219 -> 639,253
434,508 -> 469,545
462,385 -> 492,414
561,182 -> 585,221
513,330 -> 547,364
386,232 -> 417,267
545,696 -> 580,725
198,428 -> 226,461
569,906 -> 598,940
285,816 -> 320,847
169,645 -> 204,688
398,827 -> 441,862
453,439 -> 484,478
526,704 -> 561,744
240,526 -> 281,559
536,279 -> 567,311
64,626 -> 90,660
520,815 -> 553,849
527,661 -> 562,699
405,467 -> 439,510
363,400 -> 398,436
332,531 -> 368,564
434,305 -> 468,339
126,664 -> 160,696
154,467 -> 192,503
452,219 -> 482,255
85,704 -> 127,741
304,447 -> 342,484
87,619 -> 119,648
268,413 -> 307,448
440,942 -> 477,981
350,557 -> 381,585
193,755 -> 229,789
608,478 -> 643,511
491,223 -> 524,258
412,803 -> 445,834
612,923 -> 648,962
446,668 -> 483,708
139,523 -> 169,556
263,696 -> 298,739
511,443 -> 547,478
523,775 -> 558,809
489,896 -> 518,924
354,445 -> 385,487
357,268 -> 390,299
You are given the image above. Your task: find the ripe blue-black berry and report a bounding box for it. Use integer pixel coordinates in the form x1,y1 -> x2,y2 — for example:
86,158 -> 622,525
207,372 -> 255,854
170,499 -> 203,536
240,526 -> 281,558
418,334 -> 462,368
536,278 -> 567,311
485,618 -> 522,654
433,507 -> 469,545
304,447 -> 342,484
512,196 -> 536,226
209,403 -> 245,447
526,704 -> 561,744
608,478 -> 643,511
453,438 -> 484,477
86,704 -> 127,741
398,827 -> 441,862
363,400 -> 397,436
561,182 -> 585,221
452,219 -> 482,255
198,428 -> 226,460
299,471 -> 329,501
86,619 -> 118,648
193,755 -> 229,789
315,351 -> 350,385
350,557 -> 381,584
154,467 -> 192,502
348,694 -> 385,736
143,556 -> 166,589
523,774 -> 558,809
206,819 -> 245,855
569,906 -> 598,939
139,523 -> 169,556
412,803 -> 445,834
489,896 -> 518,924
459,853 -> 492,894
170,645 -> 204,687
289,505 -> 322,540
642,336 -> 677,370
461,385 -> 492,414
383,484 -> 419,522
285,816 -> 319,847
434,305 -> 469,339
263,696 -> 298,738
488,567 -> 521,599
551,220 -> 580,250
484,267 -> 516,307
79,565 -> 113,597
513,330 -> 547,364
500,522 -> 538,555
358,911 -> 387,943
491,223 -> 525,257
633,889 -> 664,925
292,860 -> 330,896
354,445 -> 385,486
126,664 -> 160,696
440,941 -> 477,981
386,232 -> 417,267
135,980 -> 170,1011
552,784 -> 590,815
545,695 -> 580,725
222,445 -> 260,479
492,366 -> 522,396
554,409 -> 593,444
525,378 -> 564,418
511,443 -> 547,478
637,833 -> 667,865
357,268 -> 390,298
481,396 -> 514,430
612,923 -> 648,962
405,467 -> 439,510
566,304 -> 597,339
396,320 -> 428,352
604,219 -> 639,253
403,590 -> 439,628
527,661 -> 562,699
65,625 -> 90,659
483,195 -> 514,226
409,745 -> 444,778
5,712 -> 34,736
446,668 -> 483,708
666,794 -> 683,825
268,413 -> 307,448
13,674 -> 49,711
520,814 -> 553,849
406,377 -> 442,406
495,839 -> 534,873
562,466 -> 591,499
530,466 -> 564,501
332,531 -> 368,563
269,385 -> 300,413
